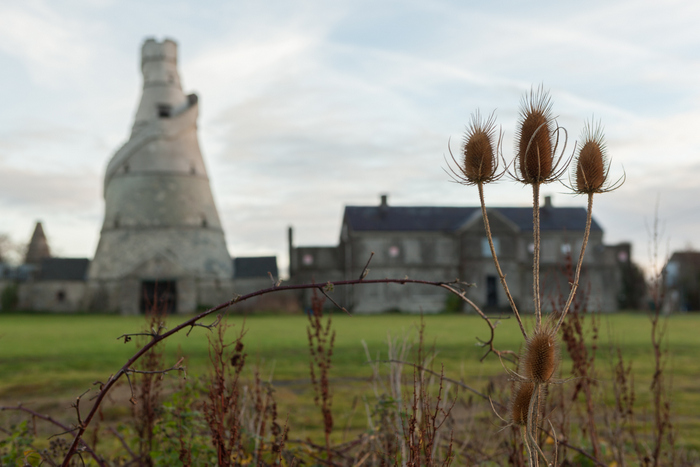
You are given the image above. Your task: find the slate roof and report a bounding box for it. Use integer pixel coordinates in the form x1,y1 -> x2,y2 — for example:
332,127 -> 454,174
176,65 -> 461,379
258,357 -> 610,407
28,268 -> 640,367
343,205 -> 602,233
37,258 -> 90,281
668,251 -> 700,267
233,256 -> 278,279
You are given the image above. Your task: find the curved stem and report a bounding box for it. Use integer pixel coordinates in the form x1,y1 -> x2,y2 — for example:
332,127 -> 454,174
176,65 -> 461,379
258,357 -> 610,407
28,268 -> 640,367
478,182 -> 527,339
532,183 -> 542,328
554,193 -> 594,334
59,276 -> 489,465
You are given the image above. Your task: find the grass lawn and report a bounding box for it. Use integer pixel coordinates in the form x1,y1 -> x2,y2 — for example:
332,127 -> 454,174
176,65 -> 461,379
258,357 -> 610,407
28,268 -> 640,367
2,311 -> 700,453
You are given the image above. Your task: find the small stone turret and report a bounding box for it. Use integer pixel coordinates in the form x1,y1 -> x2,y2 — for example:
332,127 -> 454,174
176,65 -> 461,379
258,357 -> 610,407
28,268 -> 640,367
89,38 -> 232,313
25,222 -> 51,265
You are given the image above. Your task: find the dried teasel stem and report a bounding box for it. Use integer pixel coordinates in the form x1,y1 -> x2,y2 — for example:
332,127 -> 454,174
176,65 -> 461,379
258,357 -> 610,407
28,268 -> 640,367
450,110 -> 527,337
516,325 -> 559,466
555,121 -> 621,333
478,182 -> 527,339
554,192 -> 593,334
532,184 -> 542,326
516,88 -> 554,326
512,87 -> 574,327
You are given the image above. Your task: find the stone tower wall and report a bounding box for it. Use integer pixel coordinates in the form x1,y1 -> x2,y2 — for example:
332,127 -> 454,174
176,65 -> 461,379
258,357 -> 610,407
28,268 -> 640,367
89,38 -> 232,312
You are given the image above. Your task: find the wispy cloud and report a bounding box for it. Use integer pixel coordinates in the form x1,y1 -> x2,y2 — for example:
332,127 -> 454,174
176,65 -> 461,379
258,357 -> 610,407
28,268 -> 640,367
2,0 -> 700,272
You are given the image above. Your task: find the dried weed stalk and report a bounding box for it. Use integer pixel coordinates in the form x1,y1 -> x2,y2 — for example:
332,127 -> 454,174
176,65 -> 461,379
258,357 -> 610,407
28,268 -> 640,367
306,290 -> 336,462
202,317 -> 247,466
453,86 -> 622,466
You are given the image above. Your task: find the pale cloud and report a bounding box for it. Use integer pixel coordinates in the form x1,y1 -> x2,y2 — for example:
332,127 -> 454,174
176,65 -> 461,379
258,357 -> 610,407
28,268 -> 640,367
2,0 -> 700,275
0,0 -> 97,86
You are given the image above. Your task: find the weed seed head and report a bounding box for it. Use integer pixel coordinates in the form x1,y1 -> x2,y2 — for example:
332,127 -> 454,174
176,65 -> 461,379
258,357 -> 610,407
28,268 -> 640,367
510,382 -> 534,426
515,86 -> 555,184
522,327 -> 559,384
572,120 -> 617,194
460,110 -> 501,185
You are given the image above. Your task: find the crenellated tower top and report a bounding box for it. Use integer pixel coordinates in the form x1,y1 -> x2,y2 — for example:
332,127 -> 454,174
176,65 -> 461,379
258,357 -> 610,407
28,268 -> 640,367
133,38 -> 186,128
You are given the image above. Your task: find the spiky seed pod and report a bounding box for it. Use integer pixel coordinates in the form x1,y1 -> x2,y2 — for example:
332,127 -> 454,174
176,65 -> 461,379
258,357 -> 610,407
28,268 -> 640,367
574,121 -> 608,194
510,382 -> 534,426
515,87 -> 555,184
521,327 -> 559,384
460,111 -> 500,185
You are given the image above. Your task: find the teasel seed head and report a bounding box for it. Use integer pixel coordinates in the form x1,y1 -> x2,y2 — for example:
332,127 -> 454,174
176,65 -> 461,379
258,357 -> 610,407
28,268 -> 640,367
570,119 -> 624,194
446,110 -> 503,186
515,86 -> 555,184
510,382 -> 534,426
462,110 -> 500,184
521,326 -> 559,384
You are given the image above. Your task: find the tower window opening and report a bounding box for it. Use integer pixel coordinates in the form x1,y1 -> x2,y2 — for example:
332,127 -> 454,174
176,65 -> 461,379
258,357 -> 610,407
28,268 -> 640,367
157,104 -> 171,118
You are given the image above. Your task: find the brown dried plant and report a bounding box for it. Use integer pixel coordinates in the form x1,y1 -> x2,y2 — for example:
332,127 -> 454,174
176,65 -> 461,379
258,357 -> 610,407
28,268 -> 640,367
553,120 -> 623,335
511,86 -> 574,330
131,310 -> 167,466
446,110 -> 528,339
202,318 -> 247,466
453,87 -> 623,467
306,290 -> 336,462
448,109 -> 504,186
570,119 -> 624,196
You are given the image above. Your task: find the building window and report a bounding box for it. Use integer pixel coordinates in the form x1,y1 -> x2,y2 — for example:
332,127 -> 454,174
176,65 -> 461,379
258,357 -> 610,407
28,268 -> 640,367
388,245 -> 400,258
481,237 -> 499,257
302,254 -> 314,266
56,290 -> 66,302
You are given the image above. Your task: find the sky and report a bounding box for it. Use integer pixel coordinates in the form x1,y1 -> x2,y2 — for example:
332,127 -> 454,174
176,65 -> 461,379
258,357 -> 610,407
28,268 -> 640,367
1,0 -> 699,275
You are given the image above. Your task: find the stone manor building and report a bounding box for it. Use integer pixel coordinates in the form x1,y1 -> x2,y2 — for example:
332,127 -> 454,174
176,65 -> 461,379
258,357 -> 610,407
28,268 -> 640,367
290,195 -> 629,313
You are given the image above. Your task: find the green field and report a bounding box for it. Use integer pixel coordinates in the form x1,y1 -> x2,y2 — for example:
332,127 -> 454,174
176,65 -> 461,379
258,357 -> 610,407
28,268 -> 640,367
1,311 -> 700,456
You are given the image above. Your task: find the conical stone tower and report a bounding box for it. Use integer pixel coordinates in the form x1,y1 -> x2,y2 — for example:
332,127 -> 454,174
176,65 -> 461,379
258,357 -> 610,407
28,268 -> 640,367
89,38 -> 232,314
